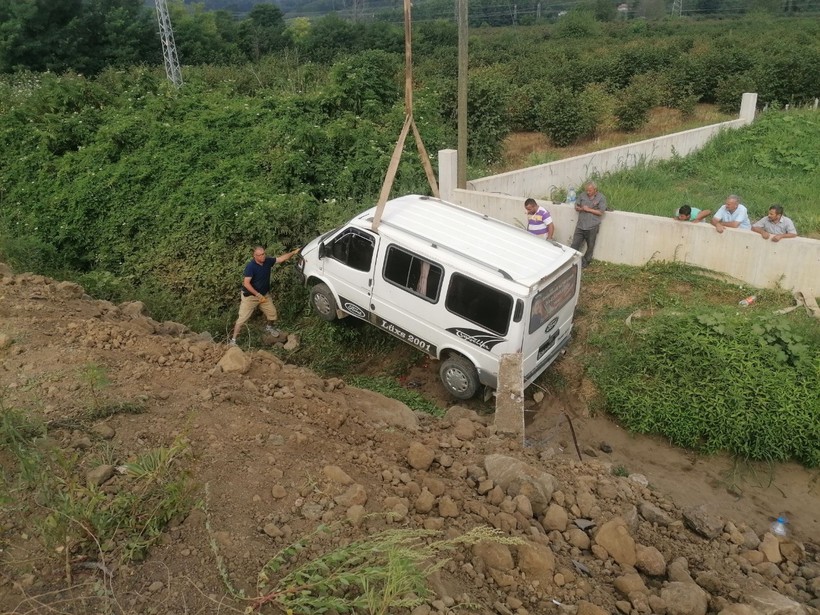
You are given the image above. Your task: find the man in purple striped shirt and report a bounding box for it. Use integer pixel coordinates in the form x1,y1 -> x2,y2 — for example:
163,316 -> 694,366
524,198 -> 555,240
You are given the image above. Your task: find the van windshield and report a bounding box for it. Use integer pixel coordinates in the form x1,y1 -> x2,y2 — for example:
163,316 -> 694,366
529,265 -> 578,334
446,273 -> 513,336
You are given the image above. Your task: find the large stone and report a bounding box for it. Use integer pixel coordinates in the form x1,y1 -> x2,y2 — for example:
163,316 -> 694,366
414,489 -> 436,514
473,542 -> 514,571
120,301 -> 148,318
407,442 -> 436,470
567,527 -> 591,550
745,587 -> 807,615
779,540 -> 805,564
718,605 -> 757,615
348,387 -> 419,431
0,333 -> 12,350
334,484 -> 367,507
668,557 -> 695,584
759,533 -> 782,564
542,503 -> 568,531
217,347 -> 251,374
683,505 -> 723,539
577,601 -> 610,615
438,495 -> 459,518
484,454 -> 558,516
323,465 -> 354,485
636,543 -> 667,576
453,418 -> 477,441
516,541 -> 555,586
661,582 -> 708,615
614,572 -> 647,597
640,501 -> 674,527
87,464 -> 116,487
594,517 -> 636,567
55,280 -> 85,299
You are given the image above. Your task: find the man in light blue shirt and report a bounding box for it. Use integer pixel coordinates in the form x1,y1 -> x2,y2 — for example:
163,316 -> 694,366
710,194 -> 751,233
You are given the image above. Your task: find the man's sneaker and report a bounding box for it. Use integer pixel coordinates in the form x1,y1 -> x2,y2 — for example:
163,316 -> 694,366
228,338 -> 237,347
265,325 -> 282,336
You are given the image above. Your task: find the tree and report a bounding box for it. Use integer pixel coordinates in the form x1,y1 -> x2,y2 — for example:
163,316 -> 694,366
238,3 -> 288,61
0,0 -> 156,75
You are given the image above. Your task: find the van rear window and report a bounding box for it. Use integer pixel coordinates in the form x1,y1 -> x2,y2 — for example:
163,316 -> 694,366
529,265 -> 578,334
446,273 -> 512,336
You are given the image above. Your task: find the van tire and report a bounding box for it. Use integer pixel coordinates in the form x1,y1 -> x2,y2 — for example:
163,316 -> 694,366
311,283 -> 338,321
439,355 -> 479,400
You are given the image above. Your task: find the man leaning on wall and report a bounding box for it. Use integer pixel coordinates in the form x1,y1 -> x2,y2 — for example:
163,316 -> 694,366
711,194 -> 751,233
751,205 -> 798,242
571,182 -> 607,268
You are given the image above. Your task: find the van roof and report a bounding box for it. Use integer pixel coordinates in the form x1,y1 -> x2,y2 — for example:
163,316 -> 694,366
351,195 -> 579,293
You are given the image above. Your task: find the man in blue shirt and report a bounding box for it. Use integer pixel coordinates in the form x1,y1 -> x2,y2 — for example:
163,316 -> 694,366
230,246 -> 299,346
710,195 -> 751,233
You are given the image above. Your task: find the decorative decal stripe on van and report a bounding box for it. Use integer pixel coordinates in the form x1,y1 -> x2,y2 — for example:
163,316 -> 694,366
375,317 -> 437,356
446,328 -> 506,351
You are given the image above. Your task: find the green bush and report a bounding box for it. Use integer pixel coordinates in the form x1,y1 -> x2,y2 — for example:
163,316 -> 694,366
615,74 -> 660,132
589,309 -> 820,466
536,86 -> 601,147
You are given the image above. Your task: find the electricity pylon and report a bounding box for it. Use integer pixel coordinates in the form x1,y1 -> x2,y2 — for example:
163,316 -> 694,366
155,0 -> 183,87
671,0 -> 683,17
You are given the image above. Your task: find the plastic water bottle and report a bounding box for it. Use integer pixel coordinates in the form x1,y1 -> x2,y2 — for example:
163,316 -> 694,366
738,295 -> 756,307
568,186 -> 577,205
770,516 -> 788,537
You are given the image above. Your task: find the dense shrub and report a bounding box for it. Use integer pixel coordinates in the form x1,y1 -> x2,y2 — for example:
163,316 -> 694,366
589,309 -> 820,466
614,74 -> 661,131
536,86 -> 602,147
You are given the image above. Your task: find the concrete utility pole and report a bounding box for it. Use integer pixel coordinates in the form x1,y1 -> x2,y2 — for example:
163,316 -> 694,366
155,0 -> 183,87
457,0 -> 468,189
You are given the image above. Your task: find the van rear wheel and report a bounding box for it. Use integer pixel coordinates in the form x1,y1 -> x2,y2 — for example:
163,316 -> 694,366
439,355 -> 479,400
311,283 -> 338,321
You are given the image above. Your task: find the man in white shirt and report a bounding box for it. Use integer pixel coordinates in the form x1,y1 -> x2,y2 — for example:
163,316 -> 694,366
711,194 -> 751,233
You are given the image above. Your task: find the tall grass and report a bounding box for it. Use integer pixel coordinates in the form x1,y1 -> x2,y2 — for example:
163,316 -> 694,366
594,110 -> 820,235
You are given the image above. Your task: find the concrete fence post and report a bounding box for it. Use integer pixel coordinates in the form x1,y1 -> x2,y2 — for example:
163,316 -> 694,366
495,353 -> 524,442
739,92 -> 758,124
438,149 -> 458,202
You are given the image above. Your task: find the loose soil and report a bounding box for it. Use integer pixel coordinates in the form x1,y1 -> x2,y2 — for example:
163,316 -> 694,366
1,265 -> 818,615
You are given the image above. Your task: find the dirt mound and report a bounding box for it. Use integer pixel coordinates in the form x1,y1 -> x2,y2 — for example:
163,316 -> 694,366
1,267 -> 818,615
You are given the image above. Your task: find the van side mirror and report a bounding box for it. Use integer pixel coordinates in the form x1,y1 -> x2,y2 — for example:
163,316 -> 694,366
318,242 -> 326,258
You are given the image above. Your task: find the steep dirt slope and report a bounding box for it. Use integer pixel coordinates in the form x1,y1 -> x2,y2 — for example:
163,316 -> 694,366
0,265 -> 818,615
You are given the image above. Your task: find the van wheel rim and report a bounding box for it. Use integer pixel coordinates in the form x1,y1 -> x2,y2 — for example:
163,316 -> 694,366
444,368 -> 469,393
314,295 -> 331,315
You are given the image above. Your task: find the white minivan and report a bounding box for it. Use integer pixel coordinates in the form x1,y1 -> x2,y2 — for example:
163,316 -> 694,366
295,195 -> 582,399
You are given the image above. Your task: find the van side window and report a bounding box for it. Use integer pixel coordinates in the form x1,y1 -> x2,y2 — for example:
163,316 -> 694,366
383,246 -> 443,301
445,273 -> 512,336
328,229 -> 375,272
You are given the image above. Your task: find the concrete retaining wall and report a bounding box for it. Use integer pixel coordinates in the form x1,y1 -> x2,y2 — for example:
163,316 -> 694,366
439,187 -> 820,298
462,93 -> 758,199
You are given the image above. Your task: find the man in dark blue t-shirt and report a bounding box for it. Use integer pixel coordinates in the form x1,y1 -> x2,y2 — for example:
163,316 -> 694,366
230,246 -> 299,346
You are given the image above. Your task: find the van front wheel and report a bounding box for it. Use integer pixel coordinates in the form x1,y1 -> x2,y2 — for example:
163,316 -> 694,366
439,355 -> 479,400
311,283 -> 338,321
